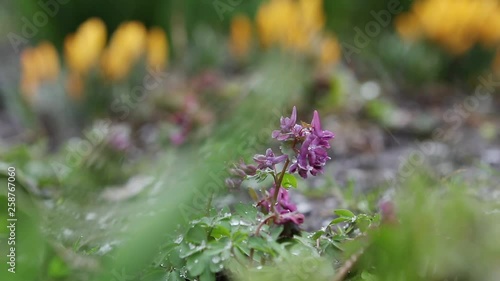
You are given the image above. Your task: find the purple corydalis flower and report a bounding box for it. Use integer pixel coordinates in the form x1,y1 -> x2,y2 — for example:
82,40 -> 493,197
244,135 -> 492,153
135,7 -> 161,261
253,148 -> 288,170
272,106 -> 302,141
258,187 -> 304,225
277,212 -> 305,225
281,106 -> 297,131
311,110 -> 335,144
289,110 -> 335,178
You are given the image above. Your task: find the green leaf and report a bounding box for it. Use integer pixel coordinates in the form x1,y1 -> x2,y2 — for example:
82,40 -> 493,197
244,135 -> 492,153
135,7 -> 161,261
311,230 -> 325,240
269,225 -> 284,241
204,239 -> 230,256
209,254 -> 225,273
167,270 -> 184,281
211,224 -> 231,239
248,236 -> 273,253
231,230 -> 249,244
282,173 -> 298,189
186,252 -> 208,276
334,209 -> 355,218
186,224 -> 207,243
234,203 -> 258,220
142,269 -> 169,281
357,217 -> 371,232
166,247 -> 183,267
200,270 -> 216,281
361,271 -> 378,280
47,256 -> 70,278
330,217 -> 349,224
179,242 -> 206,259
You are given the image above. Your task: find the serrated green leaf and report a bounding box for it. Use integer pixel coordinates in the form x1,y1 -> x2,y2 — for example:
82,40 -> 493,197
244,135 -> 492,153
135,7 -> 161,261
334,209 -> 355,218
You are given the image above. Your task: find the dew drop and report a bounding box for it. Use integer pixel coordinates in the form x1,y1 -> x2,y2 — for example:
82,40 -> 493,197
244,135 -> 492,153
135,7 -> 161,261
175,235 -> 183,244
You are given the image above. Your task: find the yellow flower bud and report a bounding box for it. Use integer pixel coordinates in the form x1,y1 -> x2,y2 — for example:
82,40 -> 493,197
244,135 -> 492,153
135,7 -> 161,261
101,21 -> 146,81
319,34 -> 341,67
146,27 -> 169,70
397,0 -> 500,55
230,14 -> 252,59
64,17 -> 107,74
256,0 -> 326,54
19,42 -> 60,103
37,41 -> 60,81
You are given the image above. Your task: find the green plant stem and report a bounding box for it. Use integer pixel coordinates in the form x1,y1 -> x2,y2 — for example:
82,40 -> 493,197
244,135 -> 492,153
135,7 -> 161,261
332,248 -> 365,281
255,214 -> 276,236
205,192 -> 213,216
271,158 -> 290,212
250,213 -> 277,263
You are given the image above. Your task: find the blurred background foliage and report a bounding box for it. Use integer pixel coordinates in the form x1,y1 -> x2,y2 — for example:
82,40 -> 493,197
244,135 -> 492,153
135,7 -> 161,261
9,0 -> 500,89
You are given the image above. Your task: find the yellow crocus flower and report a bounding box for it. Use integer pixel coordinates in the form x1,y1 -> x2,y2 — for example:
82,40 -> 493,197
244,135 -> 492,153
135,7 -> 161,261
101,21 -> 147,81
319,34 -> 341,67
230,14 -> 252,59
64,18 -> 107,74
19,41 -> 60,103
146,27 -> 169,70
396,0 -> 500,55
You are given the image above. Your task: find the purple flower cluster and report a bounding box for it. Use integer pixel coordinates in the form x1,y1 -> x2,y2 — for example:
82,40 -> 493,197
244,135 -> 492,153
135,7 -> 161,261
273,107 -> 334,179
258,187 -> 305,225
226,106 -> 334,226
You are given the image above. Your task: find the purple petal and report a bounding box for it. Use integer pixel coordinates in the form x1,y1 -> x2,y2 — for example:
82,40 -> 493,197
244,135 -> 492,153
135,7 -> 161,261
311,110 -> 322,136
290,106 -> 297,126
273,154 -> 288,164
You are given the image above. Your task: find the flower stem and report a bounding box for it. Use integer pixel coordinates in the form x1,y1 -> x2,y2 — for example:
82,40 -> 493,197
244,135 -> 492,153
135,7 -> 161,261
250,213 -> 276,263
332,248 -> 365,281
255,214 -> 276,236
271,157 -> 290,212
